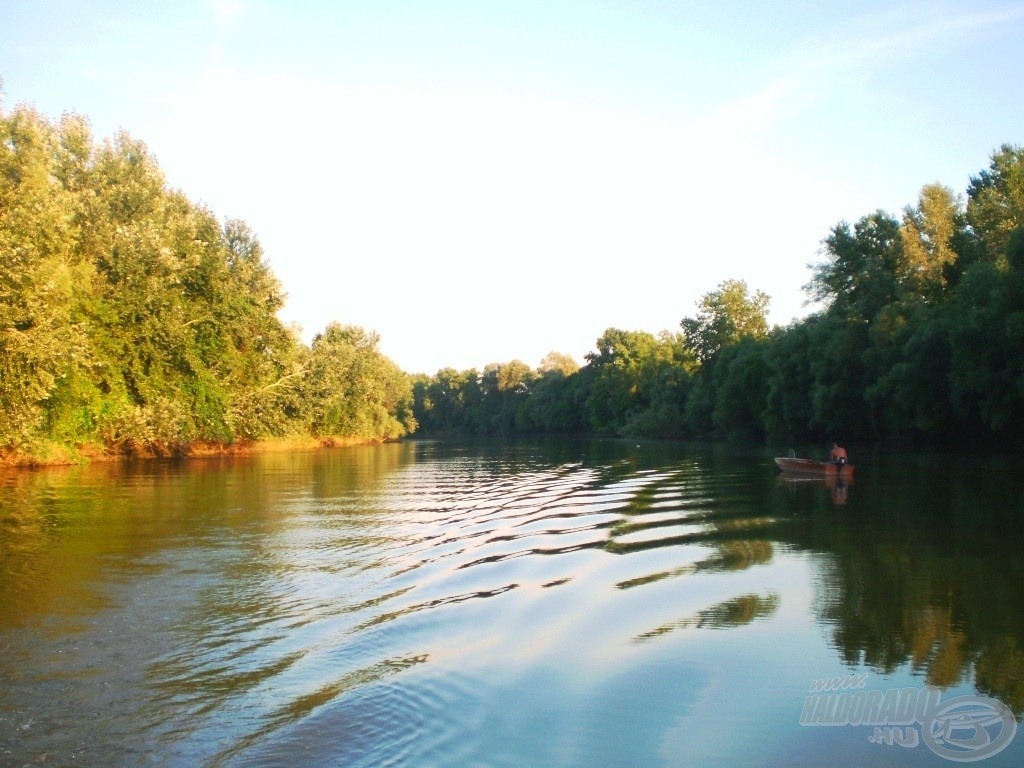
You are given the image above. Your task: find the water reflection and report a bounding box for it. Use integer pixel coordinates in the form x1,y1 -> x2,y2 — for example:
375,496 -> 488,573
1,441 -> 1023,767
633,592 -> 781,642
773,451 -> 1024,716
0,445 -> 415,626
776,472 -> 853,506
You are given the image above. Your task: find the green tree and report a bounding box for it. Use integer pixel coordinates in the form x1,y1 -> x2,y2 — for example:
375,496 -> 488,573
521,356 -> 590,434
619,343 -> 691,438
419,367 -> 481,434
0,94 -> 425,459
302,323 -> 414,440
866,312 -> 956,440
806,212 -> 908,323
945,246 -> 1024,438
967,144 -> 1024,266
474,360 -> 536,435
806,314 -> 873,438
680,279 -> 770,364
585,329 -> 692,436
584,328 -> 661,433
763,321 -> 819,438
217,220 -> 304,439
0,105 -> 83,448
538,351 -> 580,377
709,338 -> 770,439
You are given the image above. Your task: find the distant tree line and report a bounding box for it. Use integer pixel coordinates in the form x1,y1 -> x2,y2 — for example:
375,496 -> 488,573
413,145 -> 1024,447
1,101 -> 415,459
5,91 -> 1022,456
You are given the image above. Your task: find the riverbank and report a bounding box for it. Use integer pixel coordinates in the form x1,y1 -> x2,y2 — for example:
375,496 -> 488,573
0,435 -> 388,468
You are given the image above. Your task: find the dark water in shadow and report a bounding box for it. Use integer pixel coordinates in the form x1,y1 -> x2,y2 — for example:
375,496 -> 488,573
1,440 -> 1022,766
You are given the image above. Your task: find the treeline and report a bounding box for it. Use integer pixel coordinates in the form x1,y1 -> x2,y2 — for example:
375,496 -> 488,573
5,91 -> 1022,455
413,145 -> 1024,446
1,102 -> 415,459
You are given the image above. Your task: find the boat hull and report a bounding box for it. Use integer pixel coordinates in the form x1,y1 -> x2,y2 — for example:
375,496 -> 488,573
775,457 -> 855,477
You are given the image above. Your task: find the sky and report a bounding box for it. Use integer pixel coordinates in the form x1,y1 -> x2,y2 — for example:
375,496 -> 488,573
2,1 -> 1023,374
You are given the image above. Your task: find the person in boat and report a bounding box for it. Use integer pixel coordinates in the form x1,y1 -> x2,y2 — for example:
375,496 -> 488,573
829,443 -> 848,468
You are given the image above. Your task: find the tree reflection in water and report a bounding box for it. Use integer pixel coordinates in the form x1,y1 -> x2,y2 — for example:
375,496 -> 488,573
773,451 -> 1024,715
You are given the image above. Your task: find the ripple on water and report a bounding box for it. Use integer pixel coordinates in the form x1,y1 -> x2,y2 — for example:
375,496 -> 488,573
0,445 -> 806,767
204,455 -> 781,762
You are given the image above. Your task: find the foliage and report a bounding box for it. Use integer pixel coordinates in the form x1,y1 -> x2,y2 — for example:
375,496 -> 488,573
6,91 -> 1023,452
302,323 -> 415,440
680,279 -> 770,363
899,183 -> 963,301
412,144 -> 1024,449
0,106 -> 83,447
805,211 -> 908,323
0,101 -> 412,458
967,144 -> 1024,266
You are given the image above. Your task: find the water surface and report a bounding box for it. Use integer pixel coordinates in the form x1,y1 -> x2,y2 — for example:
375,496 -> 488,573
2,440 -> 1022,766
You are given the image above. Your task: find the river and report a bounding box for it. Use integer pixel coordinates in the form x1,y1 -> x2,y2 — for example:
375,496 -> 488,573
1,439 -> 1022,766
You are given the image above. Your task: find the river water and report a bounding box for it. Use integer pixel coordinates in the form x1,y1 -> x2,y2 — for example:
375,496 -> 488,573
1,439 -> 1022,767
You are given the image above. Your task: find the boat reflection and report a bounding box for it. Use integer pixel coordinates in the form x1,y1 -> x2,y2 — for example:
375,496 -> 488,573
776,472 -> 853,506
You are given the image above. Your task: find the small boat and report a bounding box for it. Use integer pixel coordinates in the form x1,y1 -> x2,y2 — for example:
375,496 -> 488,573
774,457 -> 855,477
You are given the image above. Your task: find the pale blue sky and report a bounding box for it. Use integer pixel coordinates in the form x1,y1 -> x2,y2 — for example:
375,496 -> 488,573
2,1 -> 1023,373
